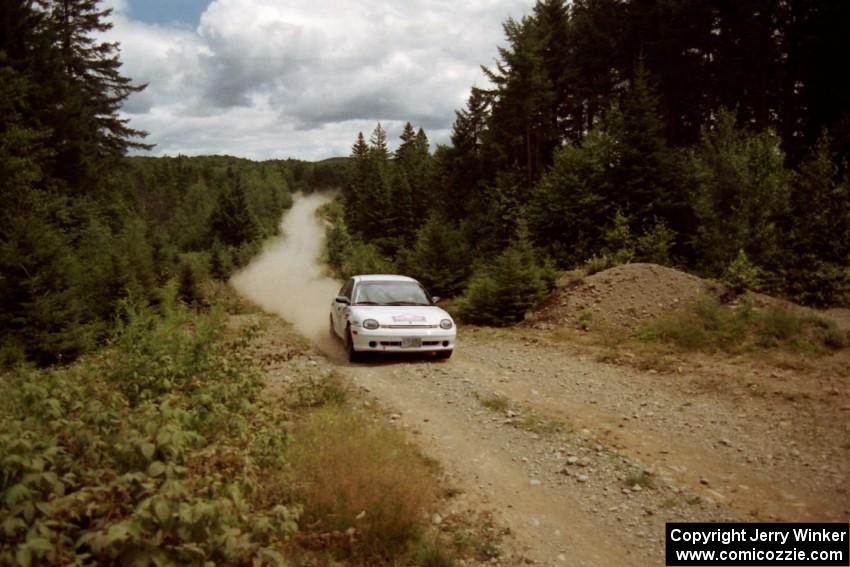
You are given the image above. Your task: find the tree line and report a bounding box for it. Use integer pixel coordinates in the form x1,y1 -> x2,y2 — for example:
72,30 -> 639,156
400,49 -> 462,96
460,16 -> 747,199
330,0 -> 850,322
0,1 -> 341,366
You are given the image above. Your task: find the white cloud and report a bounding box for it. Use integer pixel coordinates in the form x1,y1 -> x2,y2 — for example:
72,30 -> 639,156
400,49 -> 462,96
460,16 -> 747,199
104,0 -> 535,160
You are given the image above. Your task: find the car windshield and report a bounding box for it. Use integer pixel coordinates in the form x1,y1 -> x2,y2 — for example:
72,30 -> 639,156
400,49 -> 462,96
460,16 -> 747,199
353,281 -> 431,306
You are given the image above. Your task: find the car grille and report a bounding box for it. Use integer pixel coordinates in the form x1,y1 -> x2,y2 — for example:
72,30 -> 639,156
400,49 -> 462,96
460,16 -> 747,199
382,324 -> 438,329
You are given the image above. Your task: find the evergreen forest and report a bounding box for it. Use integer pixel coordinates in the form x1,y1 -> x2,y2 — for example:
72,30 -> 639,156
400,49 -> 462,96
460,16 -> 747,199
0,1 -> 344,365
330,0 -> 850,324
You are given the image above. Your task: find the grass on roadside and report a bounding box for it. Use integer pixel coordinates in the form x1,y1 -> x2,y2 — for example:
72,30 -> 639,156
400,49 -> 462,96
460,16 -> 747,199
638,296 -> 848,354
475,393 -> 568,435
478,393 -> 510,412
287,405 -> 439,560
519,411 -> 567,435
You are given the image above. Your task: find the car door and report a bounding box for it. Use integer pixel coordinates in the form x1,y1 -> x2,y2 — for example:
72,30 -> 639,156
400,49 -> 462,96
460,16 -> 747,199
332,278 -> 354,336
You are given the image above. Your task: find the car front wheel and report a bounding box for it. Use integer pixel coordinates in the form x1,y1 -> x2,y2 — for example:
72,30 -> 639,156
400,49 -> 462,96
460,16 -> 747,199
435,349 -> 453,360
345,325 -> 362,363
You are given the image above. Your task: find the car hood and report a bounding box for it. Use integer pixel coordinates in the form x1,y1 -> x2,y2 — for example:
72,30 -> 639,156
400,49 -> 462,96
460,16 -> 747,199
349,305 -> 453,326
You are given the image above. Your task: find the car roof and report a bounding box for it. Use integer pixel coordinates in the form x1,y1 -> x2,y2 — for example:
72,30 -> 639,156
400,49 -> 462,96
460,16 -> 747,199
353,274 -> 418,283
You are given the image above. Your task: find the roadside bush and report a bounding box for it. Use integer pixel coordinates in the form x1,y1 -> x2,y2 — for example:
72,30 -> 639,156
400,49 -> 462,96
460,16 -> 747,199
289,406 -> 438,559
177,254 -> 207,306
108,284 -> 222,406
639,296 -> 847,353
636,218 -> 675,265
723,249 -> 762,293
209,240 -> 234,281
639,297 -> 751,351
601,209 -> 635,264
458,224 -> 551,325
0,294 -> 297,566
583,253 -> 618,276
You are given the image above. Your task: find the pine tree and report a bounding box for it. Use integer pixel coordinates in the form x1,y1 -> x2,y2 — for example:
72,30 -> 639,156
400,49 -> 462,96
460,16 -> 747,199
784,133 -> 850,305
370,123 -> 389,160
483,15 -> 557,188
458,222 -> 549,325
527,128 -> 616,266
606,63 -> 681,234
690,110 -> 789,281
406,212 -> 471,297
0,196 -> 92,364
395,122 -> 417,163
438,88 -> 492,220
533,0 -> 574,143
208,171 -> 261,247
390,123 -> 418,244
344,132 -> 370,231
349,124 -> 394,250
35,0 -> 150,188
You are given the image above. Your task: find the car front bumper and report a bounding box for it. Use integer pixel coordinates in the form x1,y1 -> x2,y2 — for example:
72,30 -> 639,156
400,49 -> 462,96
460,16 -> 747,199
351,326 -> 456,353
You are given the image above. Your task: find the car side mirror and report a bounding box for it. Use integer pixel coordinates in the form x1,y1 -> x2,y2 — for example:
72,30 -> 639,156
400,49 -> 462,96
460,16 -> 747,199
431,296 -> 441,304
335,296 -> 350,304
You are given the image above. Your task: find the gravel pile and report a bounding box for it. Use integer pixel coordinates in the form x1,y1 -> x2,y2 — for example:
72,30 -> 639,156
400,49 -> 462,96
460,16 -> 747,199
527,263 -> 714,331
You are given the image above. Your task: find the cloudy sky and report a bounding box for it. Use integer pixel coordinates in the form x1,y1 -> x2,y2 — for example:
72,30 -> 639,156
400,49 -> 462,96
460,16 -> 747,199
101,0 -> 536,161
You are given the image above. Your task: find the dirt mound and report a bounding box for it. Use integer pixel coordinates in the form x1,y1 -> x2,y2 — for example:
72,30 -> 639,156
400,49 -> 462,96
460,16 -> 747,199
526,263 -> 714,331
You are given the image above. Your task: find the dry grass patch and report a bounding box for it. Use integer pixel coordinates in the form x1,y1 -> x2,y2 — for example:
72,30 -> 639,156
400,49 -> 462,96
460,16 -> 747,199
625,470 -> 656,490
477,393 -> 510,412
639,296 -> 849,354
477,393 -> 568,435
289,406 -> 438,559
518,410 -> 567,435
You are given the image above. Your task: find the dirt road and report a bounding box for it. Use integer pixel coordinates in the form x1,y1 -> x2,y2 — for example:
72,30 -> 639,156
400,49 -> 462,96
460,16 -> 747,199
233,193 -> 850,566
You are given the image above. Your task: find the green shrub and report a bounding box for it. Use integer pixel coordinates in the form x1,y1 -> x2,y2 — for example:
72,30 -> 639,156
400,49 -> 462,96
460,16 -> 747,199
640,296 -> 847,353
405,212 -> 472,297
636,218 -> 675,265
724,249 -> 762,293
0,296 -> 297,566
416,540 -> 456,567
583,253 -> 618,275
602,209 -> 635,264
786,259 -> 850,307
757,307 -> 803,344
341,241 -> 395,279
209,241 -> 234,281
108,284 -> 221,406
177,255 -> 206,306
639,296 -> 750,351
458,224 -> 550,325
478,393 -> 509,412
321,201 -> 353,276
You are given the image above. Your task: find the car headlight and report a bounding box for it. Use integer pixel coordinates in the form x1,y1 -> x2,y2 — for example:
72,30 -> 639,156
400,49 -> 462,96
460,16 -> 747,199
440,319 -> 453,330
362,319 -> 379,330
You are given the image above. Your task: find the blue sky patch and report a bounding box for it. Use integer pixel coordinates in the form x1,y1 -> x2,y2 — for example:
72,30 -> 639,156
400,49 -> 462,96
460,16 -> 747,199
127,0 -> 211,27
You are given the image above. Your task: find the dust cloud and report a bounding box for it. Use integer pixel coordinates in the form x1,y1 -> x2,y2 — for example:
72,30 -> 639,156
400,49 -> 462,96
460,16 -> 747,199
230,192 -> 343,354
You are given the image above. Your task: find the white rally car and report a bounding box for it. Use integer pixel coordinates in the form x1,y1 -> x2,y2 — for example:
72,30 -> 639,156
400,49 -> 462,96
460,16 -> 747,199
330,275 -> 456,362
